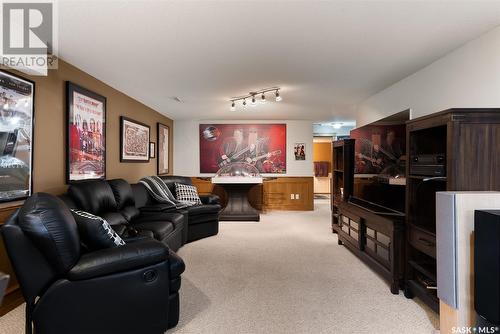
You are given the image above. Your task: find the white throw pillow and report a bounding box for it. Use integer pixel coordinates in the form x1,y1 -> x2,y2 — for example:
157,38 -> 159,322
175,183 -> 202,205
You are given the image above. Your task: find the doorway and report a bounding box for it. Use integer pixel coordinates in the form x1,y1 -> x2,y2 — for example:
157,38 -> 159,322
313,137 -> 332,198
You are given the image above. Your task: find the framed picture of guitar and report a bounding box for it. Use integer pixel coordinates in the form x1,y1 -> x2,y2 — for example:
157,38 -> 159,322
350,123 -> 406,175
199,124 -> 286,174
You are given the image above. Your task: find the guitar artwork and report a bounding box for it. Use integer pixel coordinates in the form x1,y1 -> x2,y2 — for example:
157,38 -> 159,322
217,138 -> 268,167
245,150 -> 282,165
356,152 -> 383,168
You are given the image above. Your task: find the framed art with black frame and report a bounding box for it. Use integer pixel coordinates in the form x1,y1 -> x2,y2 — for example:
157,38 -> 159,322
0,70 -> 35,202
157,122 -> 169,175
66,81 -> 106,183
149,142 -> 155,158
120,116 -> 150,162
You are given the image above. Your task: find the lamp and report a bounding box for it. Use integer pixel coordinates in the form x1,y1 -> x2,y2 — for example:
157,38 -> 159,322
229,87 -> 281,111
275,90 -> 282,102
260,93 -> 266,104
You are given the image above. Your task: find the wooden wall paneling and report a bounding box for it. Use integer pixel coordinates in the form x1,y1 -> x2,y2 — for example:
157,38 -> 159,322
192,177 -> 313,211
263,177 -> 314,211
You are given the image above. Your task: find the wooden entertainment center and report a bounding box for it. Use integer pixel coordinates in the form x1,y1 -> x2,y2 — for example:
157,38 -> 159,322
331,139 -> 406,294
332,108 -> 500,311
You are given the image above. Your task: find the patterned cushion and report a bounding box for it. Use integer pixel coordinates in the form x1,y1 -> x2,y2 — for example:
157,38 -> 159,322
71,209 -> 125,250
175,183 -> 202,205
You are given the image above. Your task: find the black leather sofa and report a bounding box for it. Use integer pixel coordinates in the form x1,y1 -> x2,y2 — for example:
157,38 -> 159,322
133,176 -> 221,243
1,192 -> 185,334
62,179 -> 186,251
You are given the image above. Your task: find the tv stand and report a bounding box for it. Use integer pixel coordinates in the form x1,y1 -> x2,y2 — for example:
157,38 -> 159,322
336,199 -> 405,294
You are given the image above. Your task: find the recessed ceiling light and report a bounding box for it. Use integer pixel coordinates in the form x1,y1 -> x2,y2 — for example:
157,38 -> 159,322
333,123 -> 342,129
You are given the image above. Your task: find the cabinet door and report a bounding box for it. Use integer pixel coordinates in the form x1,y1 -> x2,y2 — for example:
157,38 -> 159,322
339,213 -> 362,249
364,225 -> 391,269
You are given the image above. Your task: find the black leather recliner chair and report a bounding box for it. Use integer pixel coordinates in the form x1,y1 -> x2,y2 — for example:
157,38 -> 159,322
132,176 -> 221,243
1,192 -> 185,334
64,179 -> 185,251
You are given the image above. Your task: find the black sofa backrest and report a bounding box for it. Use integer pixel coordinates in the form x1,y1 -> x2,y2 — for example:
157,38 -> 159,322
2,193 -> 80,304
3,211 -> 57,305
131,183 -> 153,208
68,180 -> 117,214
67,180 -> 129,226
159,176 -> 193,195
108,179 -> 141,221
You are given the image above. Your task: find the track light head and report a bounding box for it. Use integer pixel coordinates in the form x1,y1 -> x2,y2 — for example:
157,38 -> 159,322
242,99 -> 247,108
251,95 -> 256,106
261,93 -> 266,104
275,90 -> 282,102
230,101 -> 235,111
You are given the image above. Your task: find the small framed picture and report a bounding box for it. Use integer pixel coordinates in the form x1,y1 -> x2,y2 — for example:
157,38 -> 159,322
294,143 -> 305,160
149,142 -> 155,158
120,116 -> 150,162
157,123 -> 169,175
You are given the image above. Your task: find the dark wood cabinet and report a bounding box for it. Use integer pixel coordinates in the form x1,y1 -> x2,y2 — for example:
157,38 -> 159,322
331,138 -> 405,294
337,200 -> 405,294
331,139 -> 355,235
404,108 -> 500,313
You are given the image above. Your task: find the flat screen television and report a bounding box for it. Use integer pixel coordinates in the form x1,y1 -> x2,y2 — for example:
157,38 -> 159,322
349,110 -> 409,214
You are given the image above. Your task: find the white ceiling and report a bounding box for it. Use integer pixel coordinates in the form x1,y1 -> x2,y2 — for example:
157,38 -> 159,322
57,0 -> 500,123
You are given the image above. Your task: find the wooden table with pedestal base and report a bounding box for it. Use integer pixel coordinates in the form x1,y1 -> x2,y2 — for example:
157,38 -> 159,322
212,176 -> 263,221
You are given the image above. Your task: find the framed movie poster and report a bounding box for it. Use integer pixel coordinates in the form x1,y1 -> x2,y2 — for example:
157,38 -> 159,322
66,82 -> 106,183
199,123 -> 286,174
0,70 -> 35,202
157,123 -> 169,175
120,116 -> 150,162
294,143 -> 305,160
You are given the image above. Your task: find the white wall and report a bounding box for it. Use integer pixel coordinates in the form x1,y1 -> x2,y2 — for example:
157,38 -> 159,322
357,26 -> 500,126
174,120 -> 313,177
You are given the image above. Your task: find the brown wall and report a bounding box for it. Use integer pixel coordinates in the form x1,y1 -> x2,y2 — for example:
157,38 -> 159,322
8,60 -> 173,195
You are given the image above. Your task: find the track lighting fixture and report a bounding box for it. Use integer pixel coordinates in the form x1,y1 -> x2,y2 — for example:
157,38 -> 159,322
229,87 -> 281,111
275,90 -> 282,102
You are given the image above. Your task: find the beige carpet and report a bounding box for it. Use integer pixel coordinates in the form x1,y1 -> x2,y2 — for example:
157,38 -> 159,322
0,200 -> 439,333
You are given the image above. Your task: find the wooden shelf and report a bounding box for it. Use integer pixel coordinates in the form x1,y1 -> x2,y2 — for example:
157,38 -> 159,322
408,175 -> 447,181
408,260 -> 436,282
404,108 -> 500,314
407,279 -> 439,313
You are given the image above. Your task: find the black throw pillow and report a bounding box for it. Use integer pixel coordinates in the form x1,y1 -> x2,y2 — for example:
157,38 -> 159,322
70,209 -> 125,251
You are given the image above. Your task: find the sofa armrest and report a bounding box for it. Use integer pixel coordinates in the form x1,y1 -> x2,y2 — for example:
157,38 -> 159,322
200,194 -> 220,205
68,240 -> 169,280
139,203 -> 177,213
